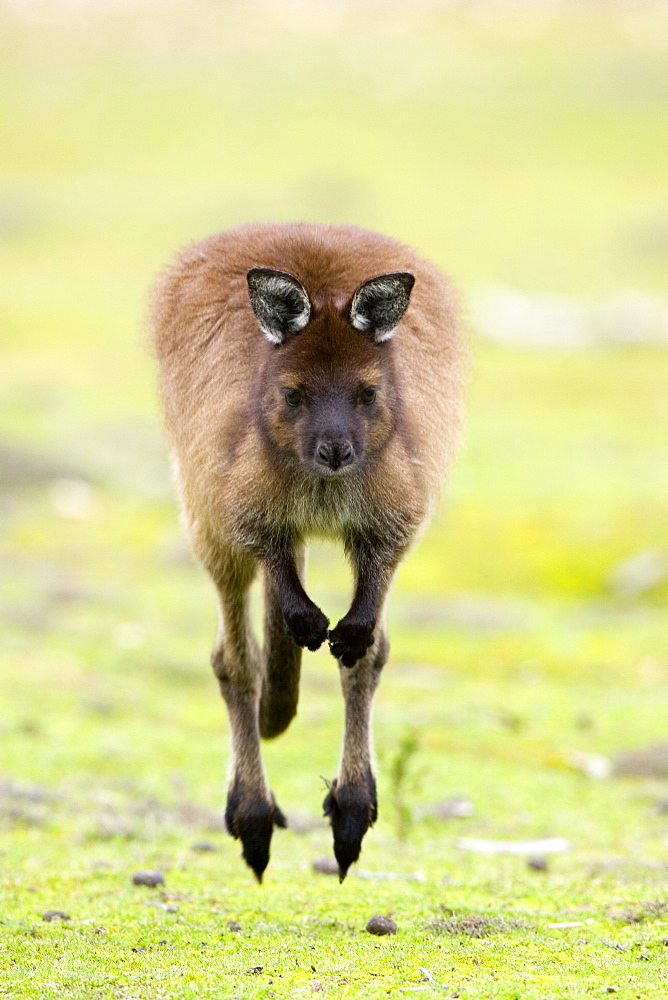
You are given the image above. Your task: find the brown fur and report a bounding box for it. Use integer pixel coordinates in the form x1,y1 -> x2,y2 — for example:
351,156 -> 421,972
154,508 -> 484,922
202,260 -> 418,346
152,222 -> 463,880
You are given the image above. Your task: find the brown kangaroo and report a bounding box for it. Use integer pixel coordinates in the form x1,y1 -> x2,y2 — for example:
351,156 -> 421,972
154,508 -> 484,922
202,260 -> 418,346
151,222 -> 463,881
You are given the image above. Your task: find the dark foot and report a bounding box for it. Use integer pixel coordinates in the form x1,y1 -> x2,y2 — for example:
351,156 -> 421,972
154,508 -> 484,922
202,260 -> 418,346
225,781 -> 287,882
328,619 -> 375,667
322,773 -> 377,881
283,605 -> 329,652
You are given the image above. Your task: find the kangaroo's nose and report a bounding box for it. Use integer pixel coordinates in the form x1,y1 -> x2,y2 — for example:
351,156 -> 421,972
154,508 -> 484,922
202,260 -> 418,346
315,440 -> 355,470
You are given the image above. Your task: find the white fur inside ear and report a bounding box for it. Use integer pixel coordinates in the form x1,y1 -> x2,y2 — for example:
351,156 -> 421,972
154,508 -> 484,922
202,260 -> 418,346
372,326 -> 397,343
247,267 -> 311,344
350,311 -> 371,332
349,271 -> 414,342
261,326 -> 283,345
261,306 -> 309,343
286,305 -> 310,332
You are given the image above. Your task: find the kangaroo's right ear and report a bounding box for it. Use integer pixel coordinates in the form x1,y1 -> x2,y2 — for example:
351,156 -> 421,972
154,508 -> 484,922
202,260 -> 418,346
349,271 -> 415,343
247,267 -> 311,345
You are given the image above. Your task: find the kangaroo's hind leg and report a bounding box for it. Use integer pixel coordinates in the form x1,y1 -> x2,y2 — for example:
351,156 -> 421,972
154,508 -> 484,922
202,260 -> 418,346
324,627 -> 388,881
324,531 -> 402,880
209,548 -> 286,882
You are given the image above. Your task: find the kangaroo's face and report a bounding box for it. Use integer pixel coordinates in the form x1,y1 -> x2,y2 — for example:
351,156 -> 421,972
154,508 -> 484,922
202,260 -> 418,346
264,329 -> 395,477
248,268 -> 414,476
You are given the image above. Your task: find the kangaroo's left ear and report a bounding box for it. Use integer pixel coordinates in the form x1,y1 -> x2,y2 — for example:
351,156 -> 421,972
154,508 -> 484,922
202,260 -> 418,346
247,267 -> 311,345
349,272 -> 415,343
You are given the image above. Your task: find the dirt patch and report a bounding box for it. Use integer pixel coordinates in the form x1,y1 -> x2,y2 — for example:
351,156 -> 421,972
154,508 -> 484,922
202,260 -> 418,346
430,912 -> 530,938
615,900 -> 668,924
614,743 -> 668,777
42,910 -> 70,922
0,777 -> 230,837
0,777 -> 64,827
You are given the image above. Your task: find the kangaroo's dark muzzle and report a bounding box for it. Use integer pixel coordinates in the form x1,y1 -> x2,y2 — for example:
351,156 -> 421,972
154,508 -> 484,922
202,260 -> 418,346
315,440 -> 355,471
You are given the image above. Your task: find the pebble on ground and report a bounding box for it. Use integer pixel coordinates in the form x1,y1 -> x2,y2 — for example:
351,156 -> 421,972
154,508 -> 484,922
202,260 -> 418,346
132,870 -> 165,887
191,840 -> 218,852
366,915 -> 397,936
312,856 -> 339,876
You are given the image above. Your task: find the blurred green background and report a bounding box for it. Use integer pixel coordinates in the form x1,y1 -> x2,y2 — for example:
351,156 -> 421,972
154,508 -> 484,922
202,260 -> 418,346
1,2 -> 668,992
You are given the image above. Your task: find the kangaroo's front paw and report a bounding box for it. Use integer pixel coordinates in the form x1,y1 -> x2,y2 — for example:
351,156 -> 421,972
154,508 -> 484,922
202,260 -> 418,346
283,605 -> 329,651
328,619 -> 375,667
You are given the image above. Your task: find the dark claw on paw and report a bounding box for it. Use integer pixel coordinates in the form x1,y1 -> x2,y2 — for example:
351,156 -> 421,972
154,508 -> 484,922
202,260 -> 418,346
328,621 -> 375,667
283,606 -> 329,651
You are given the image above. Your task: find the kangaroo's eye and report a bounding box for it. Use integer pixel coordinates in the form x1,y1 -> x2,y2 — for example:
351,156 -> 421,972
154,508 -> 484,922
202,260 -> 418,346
359,386 -> 376,404
284,388 -> 303,407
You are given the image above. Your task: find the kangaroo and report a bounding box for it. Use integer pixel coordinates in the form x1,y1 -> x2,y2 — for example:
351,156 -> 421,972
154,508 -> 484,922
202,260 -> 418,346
151,222 -> 463,881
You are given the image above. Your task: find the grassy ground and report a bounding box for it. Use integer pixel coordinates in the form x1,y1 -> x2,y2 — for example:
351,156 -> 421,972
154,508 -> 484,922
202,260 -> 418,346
1,2 -> 668,997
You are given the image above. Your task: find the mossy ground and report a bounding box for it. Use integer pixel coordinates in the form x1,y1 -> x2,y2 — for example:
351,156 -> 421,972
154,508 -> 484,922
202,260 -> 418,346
1,3 -> 667,997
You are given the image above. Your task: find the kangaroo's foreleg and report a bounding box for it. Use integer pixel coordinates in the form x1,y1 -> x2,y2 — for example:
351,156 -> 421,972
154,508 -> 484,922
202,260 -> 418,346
263,538 -> 329,652
209,550 -> 285,882
328,531 -> 403,667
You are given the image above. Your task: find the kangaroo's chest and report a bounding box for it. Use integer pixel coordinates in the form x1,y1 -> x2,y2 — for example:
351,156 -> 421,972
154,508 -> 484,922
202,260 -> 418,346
287,477 -> 363,539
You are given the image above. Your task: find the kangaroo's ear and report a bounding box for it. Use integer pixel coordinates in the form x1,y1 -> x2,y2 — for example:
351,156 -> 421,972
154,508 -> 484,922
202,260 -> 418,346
349,271 -> 415,343
247,267 -> 311,345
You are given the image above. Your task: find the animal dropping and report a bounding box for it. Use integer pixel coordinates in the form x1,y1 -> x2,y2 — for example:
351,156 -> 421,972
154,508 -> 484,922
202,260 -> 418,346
152,222 -> 463,881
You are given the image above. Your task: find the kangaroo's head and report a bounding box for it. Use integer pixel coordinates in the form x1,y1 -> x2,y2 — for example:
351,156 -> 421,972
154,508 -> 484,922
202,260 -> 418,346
247,267 -> 414,477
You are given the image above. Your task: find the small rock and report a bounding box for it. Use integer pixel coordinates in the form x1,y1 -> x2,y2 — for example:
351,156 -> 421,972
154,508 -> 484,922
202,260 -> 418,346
366,915 -> 397,936
312,856 -> 339,876
527,855 -> 549,872
433,796 -> 474,819
191,840 -> 218,852
132,870 -> 165,888
456,835 -> 570,855
568,749 -> 612,780
145,901 -> 178,912
42,910 -> 70,922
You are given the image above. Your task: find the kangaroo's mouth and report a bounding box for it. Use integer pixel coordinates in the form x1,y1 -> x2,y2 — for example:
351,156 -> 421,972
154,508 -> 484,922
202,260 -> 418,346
310,461 -> 358,479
